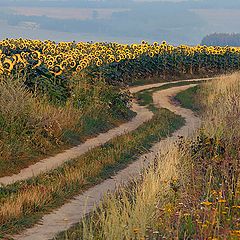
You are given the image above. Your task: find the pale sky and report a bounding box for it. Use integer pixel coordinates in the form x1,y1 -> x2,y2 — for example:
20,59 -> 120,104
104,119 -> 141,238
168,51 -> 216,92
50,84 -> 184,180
0,0 -> 238,45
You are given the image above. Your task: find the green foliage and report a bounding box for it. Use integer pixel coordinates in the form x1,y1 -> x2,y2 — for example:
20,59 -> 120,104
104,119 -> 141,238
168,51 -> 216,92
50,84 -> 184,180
174,85 -> 201,112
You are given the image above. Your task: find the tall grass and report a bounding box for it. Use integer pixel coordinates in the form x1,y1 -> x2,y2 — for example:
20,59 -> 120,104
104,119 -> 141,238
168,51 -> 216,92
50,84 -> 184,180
58,73 -> 240,240
0,78 -> 82,175
67,144 -> 184,240
0,75 -> 132,177
201,73 -> 240,147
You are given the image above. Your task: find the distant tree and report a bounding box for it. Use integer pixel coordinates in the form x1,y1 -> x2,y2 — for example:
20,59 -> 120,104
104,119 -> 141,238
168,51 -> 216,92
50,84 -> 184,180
201,33 -> 240,46
92,10 -> 99,20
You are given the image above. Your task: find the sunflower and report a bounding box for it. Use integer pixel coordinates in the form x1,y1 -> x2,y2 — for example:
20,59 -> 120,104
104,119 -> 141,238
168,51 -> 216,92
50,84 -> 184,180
80,61 -> 88,69
19,43 -> 25,50
96,59 -> 103,67
32,60 -> 42,69
60,60 -> 68,69
20,52 -> 27,59
31,51 -> 41,60
55,55 -> 62,64
47,60 -> 54,68
69,60 -> 77,68
3,58 -> 14,72
51,65 -> 63,76
10,44 -> 16,50
149,51 -> 155,57
0,62 -> 4,74
76,65 -> 83,72
17,60 -> 27,69
50,48 -> 56,55
115,56 -> 122,63
95,57 -> 100,63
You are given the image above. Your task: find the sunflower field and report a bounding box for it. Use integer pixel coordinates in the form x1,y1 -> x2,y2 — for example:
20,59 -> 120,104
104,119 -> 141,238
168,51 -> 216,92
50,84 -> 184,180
1,38 -> 240,104
1,39 -> 240,81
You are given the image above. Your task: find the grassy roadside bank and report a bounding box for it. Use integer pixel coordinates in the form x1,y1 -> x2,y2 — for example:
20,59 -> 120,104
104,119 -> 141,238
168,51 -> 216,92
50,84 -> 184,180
0,76 -> 134,178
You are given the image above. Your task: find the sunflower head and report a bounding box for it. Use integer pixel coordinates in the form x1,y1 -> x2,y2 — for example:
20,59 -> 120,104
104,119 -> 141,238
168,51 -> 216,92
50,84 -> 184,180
76,65 -> 83,72
3,58 -> 14,72
70,60 -> 77,68
96,59 -> 103,67
31,51 -> 41,60
0,61 -> 4,75
52,65 -> 63,76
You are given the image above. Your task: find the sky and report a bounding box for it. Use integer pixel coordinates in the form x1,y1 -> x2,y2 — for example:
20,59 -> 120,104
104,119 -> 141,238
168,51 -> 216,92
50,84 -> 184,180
0,0 -> 239,44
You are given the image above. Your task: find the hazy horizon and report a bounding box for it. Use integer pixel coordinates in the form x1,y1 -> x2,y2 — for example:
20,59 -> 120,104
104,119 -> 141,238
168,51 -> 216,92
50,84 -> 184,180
0,0 -> 239,44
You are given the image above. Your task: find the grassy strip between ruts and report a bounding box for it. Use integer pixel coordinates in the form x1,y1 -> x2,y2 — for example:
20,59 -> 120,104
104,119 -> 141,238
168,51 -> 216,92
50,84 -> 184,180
54,80 -> 205,240
54,80 -> 204,240
135,79 -> 210,112
174,85 -> 201,112
0,91 -> 186,238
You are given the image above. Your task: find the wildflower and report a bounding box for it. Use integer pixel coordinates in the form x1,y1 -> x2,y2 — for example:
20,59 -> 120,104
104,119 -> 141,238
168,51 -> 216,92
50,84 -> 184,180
201,201 -> 213,206
218,199 -> 226,203
133,228 -> 140,234
230,230 -> 240,236
232,205 -> 240,209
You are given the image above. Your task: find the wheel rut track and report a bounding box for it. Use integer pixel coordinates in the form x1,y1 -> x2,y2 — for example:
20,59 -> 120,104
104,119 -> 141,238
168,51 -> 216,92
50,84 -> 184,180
0,78 -> 211,186
11,79 -> 206,240
4,78 -> 211,240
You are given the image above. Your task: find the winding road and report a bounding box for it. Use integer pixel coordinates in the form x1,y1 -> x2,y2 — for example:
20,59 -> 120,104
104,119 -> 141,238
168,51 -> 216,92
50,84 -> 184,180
9,79 -> 207,240
0,78 -> 210,186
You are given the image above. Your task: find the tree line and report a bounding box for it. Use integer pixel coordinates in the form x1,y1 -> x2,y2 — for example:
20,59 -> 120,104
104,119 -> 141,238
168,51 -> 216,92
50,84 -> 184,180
201,33 -> 240,46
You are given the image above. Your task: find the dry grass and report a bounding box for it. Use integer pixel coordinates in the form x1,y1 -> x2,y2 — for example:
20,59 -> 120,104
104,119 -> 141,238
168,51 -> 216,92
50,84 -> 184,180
201,72 -> 240,145
76,144 -> 184,240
